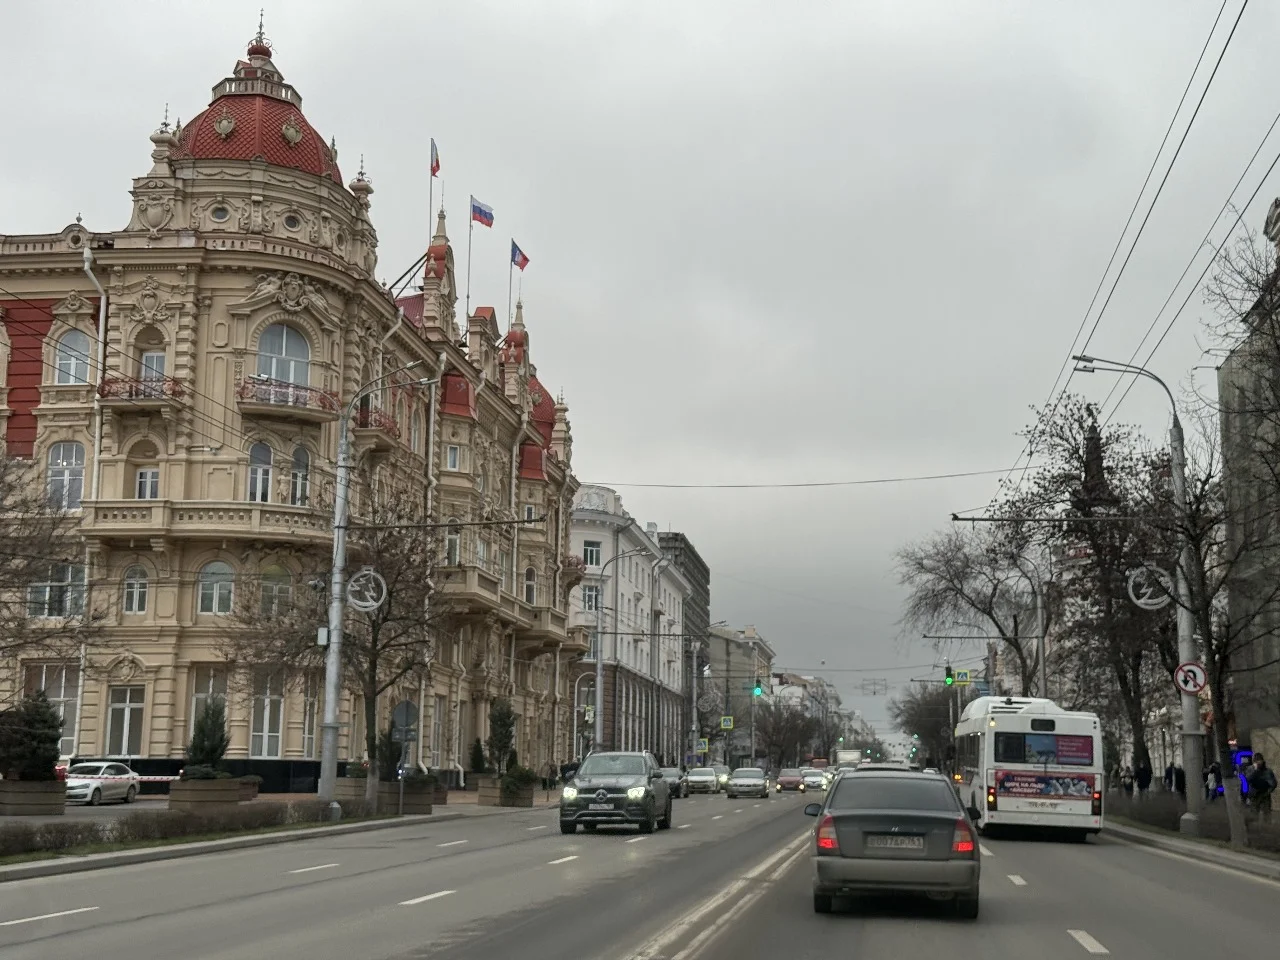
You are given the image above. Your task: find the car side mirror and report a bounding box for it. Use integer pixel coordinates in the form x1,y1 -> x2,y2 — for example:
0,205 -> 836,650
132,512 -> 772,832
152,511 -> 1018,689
966,806 -> 981,821
803,802 -> 822,816
650,770 -> 665,780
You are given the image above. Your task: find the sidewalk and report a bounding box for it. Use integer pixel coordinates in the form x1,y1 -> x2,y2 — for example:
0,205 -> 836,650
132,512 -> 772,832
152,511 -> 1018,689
1106,819 -> 1280,882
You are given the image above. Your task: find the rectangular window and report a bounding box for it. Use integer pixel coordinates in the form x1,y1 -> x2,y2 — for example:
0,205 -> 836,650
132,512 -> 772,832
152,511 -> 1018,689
23,662 -> 80,756
140,351 -> 166,395
123,571 -> 148,614
499,551 -> 510,593
27,564 -> 86,619
993,732 -> 1094,766
431,694 -> 446,768
582,584 -> 601,613
135,467 -> 160,500
446,445 -> 460,471
251,669 -> 284,758
107,685 -> 146,757
583,541 -> 601,567
524,504 -> 536,522
190,665 -> 228,727
248,463 -> 271,503
302,672 -> 320,759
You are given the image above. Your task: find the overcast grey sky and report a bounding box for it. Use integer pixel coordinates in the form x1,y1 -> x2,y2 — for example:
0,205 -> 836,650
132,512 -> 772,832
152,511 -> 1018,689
3,0 -> 1274,729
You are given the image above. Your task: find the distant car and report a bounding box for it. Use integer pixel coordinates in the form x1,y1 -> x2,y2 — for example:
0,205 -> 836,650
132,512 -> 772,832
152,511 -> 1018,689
659,767 -> 688,798
805,769 -> 981,918
923,767 -> 940,775
66,762 -> 141,805
686,767 -> 720,794
776,768 -> 805,792
726,767 -> 770,799
559,751 -> 671,834
800,768 -> 828,791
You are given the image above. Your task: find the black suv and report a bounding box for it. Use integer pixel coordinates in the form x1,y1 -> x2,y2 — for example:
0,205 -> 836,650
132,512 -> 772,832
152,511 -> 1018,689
559,751 -> 672,834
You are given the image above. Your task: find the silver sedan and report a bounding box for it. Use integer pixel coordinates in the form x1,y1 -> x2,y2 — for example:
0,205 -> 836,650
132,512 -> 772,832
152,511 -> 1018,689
65,761 -> 142,805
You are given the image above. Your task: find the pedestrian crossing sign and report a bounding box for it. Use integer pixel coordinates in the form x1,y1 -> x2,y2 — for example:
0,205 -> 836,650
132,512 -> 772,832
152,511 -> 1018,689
720,716 -> 734,730
696,738 -> 709,754
954,669 -> 971,685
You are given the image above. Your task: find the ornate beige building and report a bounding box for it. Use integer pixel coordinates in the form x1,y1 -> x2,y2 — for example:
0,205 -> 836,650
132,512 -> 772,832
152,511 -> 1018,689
0,34 -> 585,789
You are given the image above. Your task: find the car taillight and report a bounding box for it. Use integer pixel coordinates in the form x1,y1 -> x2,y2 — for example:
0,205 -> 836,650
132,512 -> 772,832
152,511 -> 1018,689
986,786 -> 997,811
952,817 -> 975,854
816,815 -> 839,853
1091,790 -> 1102,816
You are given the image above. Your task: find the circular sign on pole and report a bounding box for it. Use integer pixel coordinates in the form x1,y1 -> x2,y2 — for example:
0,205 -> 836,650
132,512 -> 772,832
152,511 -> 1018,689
1174,661 -> 1208,695
391,700 -> 418,729
1127,564 -> 1174,611
347,566 -> 388,611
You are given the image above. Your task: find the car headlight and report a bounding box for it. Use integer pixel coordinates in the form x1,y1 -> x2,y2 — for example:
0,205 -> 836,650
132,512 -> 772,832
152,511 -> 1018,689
562,786 -> 578,801
718,774 -> 729,783
626,786 -> 647,801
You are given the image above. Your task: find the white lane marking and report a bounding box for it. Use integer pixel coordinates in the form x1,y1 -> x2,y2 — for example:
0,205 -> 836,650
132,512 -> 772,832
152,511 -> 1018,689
526,825 -> 548,831
676,823 -> 691,829
711,814 -> 723,820
980,844 -> 994,857
1109,833 -> 1280,888
630,831 -> 811,960
1068,929 -> 1110,954
1008,874 -> 1027,886
626,836 -> 648,843
437,840 -> 469,847
753,803 -> 761,808
288,863 -> 339,874
0,907 -> 100,927
548,855 -> 578,864
400,890 -> 456,906
734,808 -> 744,813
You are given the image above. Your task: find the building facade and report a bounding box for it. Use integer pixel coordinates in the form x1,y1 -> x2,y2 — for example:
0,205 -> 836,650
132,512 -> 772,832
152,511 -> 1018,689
705,624 -> 774,764
657,529 -> 711,762
0,34 -> 585,789
566,485 -> 691,762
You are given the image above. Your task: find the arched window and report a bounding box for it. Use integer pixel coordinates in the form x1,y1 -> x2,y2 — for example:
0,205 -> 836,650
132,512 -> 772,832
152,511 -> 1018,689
524,566 -> 537,606
198,561 -> 234,615
54,330 -> 91,384
122,565 -> 148,614
259,565 -> 292,616
247,442 -> 272,503
46,441 -> 85,509
256,324 -> 310,385
410,412 -> 423,454
445,519 -> 461,566
290,446 -> 310,506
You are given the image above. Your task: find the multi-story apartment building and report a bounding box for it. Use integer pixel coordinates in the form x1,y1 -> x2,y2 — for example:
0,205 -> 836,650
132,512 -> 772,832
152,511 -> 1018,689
567,485 -> 691,762
657,529 -> 711,761
0,34 -> 585,789
706,624 -> 774,764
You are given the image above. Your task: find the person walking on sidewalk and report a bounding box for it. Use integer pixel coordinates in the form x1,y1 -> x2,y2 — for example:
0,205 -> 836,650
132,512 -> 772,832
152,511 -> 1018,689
1121,765 -> 1134,797
1248,754 -> 1276,821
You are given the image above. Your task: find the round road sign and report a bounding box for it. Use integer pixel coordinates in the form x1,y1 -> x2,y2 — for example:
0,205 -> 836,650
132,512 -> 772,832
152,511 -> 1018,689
347,567 -> 388,611
1127,565 -> 1174,611
1174,661 -> 1208,694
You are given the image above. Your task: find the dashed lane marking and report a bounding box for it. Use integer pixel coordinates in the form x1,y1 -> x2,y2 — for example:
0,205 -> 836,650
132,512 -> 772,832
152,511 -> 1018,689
1008,874 -> 1027,886
676,824 -> 691,829
1068,929 -> 1110,954
526,825 -> 548,831
548,855 -> 578,864
626,836 -> 648,844
0,907 -> 99,927
711,815 -> 723,820
437,840 -> 469,847
400,890 -> 456,906
980,844 -> 994,857
288,863 -> 338,874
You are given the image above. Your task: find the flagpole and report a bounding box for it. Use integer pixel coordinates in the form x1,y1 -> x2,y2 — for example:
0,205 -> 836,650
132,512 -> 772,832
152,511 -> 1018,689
465,197 -> 474,326
507,245 -> 514,326
428,175 -> 434,242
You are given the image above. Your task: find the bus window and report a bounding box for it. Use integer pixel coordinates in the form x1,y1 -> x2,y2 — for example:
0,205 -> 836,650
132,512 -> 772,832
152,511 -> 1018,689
1030,719 -> 1056,732
995,732 -> 1094,766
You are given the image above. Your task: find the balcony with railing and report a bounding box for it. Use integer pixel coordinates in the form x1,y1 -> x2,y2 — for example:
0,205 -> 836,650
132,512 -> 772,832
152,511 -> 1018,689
352,405 -> 401,454
80,499 -> 332,546
235,377 -> 340,424
100,376 -> 185,410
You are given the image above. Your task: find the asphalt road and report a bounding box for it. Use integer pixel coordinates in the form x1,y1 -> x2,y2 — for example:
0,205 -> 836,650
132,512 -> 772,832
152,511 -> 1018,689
700,825 -> 1280,959
0,790 -> 811,960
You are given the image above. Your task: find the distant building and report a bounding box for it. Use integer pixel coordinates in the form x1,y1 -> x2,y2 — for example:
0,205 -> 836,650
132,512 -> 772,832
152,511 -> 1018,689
706,625 -> 774,764
657,530 -> 711,759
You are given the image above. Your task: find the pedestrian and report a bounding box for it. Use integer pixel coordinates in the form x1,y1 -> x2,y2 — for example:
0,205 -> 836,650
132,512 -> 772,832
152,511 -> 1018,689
1121,765 -> 1134,797
1240,755 -> 1255,806
1206,762 -> 1220,802
1136,763 -> 1152,799
1173,764 -> 1186,799
1248,754 -> 1276,822
1164,764 -> 1174,791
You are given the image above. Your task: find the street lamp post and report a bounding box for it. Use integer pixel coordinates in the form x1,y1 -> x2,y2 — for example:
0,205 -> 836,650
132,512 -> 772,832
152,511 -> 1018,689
316,363 -> 440,813
1010,554 -> 1048,699
1074,354 -> 1204,835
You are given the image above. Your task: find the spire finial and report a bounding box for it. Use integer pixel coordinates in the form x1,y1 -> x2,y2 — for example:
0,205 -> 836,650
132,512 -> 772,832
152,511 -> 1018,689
257,7 -> 265,42
357,154 -> 366,180
75,212 -> 83,225
247,9 -> 273,57
159,102 -> 170,133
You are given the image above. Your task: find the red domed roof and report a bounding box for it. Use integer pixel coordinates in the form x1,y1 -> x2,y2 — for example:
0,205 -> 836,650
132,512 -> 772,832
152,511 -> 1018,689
172,46 -> 342,185
529,375 -> 556,447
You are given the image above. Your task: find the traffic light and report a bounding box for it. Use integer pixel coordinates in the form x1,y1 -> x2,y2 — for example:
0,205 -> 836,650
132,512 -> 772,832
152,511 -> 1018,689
912,733 -> 919,741
837,736 -> 844,743
944,665 -> 954,686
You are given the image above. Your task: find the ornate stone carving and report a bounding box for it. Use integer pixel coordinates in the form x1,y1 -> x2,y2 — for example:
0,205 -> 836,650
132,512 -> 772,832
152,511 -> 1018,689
135,194 -> 175,237
127,276 -> 174,326
52,292 -> 93,317
243,271 -> 332,321
282,114 -> 304,145
213,104 -> 235,139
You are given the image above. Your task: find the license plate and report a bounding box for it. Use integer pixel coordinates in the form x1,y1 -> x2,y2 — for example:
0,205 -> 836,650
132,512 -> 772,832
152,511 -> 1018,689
865,834 -> 924,850
588,803 -> 613,811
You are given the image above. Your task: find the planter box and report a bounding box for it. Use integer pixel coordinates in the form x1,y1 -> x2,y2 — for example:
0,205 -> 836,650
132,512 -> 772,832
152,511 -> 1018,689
333,777 -> 433,814
0,780 -> 66,816
169,778 -> 241,812
475,775 -> 501,807
433,784 -> 449,805
500,785 -> 535,808
239,781 -> 261,802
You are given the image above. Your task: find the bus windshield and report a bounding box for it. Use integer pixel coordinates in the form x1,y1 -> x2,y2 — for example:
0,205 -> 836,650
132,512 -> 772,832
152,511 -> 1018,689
994,731 -> 1094,766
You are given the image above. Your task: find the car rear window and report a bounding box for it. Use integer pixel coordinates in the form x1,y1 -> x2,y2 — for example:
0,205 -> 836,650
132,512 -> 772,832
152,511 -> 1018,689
829,776 -> 960,812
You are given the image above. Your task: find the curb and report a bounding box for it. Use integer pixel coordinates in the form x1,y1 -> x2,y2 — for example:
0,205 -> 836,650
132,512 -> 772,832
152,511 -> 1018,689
1105,820 -> 1280,882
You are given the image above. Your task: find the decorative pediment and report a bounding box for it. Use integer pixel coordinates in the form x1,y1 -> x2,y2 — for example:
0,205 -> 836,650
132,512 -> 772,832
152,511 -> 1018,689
52,291 -> 95,322
122,275 -> 183,327
228,271 -> 336,329
102,652 -> 154,683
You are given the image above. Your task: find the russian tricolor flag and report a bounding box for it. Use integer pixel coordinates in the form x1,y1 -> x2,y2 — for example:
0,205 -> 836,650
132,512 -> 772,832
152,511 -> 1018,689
430,139 -> 440,178
511,240 -> 530,271
470,196 -> 494,227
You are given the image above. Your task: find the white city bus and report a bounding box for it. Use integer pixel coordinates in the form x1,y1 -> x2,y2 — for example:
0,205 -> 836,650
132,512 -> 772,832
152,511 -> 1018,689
954,696 -> 1103,840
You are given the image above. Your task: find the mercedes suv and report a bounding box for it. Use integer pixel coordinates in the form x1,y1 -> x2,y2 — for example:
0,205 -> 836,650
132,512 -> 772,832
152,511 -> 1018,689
559,751 -> 672,834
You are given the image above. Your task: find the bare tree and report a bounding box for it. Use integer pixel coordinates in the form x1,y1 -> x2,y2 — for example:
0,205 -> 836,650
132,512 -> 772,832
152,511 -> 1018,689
887,682 -> 978,768
219,476 -> 445,806
754,701 -> 818,770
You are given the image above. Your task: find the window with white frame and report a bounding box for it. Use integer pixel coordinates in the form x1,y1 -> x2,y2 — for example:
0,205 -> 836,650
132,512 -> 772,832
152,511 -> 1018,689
523,504 -> 536,522
256,323 -> 310,385
582,584 -> 601,613
139,350 -> 166,395
122,565 -> 148,614
23,662 -> 80,756
190,665 -> 227,725
54,329 -> 91,384
290,446 -> 310,506
198,561 -> 234,614
582,541 -> 601,567
410,413 -> 423,454
588,630 -> 599,659
247,442 -> 272,503
431,694 -> 446,768
259,565 -> 292,616
445,519 -> 462,565
476,538 -> 489,571
135,467 -> 160,500
106,685 -> 145,756
446,445 -> 460,471
46,441 -> 85,510
302,671 -> 320,759
250,668 -> 284,758
524,567 -> 537,605
500,551 -> 510,592
27,564 -> 85,618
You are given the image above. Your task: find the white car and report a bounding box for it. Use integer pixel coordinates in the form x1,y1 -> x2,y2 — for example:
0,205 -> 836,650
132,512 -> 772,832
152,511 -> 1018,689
66,761 -> 142,805
800,768 -> 828,791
